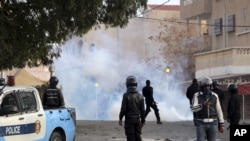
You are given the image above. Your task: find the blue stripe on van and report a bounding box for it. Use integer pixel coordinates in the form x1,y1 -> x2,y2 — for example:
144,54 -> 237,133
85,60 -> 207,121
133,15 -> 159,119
0,123 -> 36,136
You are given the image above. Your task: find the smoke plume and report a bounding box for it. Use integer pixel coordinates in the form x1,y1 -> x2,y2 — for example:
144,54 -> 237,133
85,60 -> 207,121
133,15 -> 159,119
54,35 -> 192,121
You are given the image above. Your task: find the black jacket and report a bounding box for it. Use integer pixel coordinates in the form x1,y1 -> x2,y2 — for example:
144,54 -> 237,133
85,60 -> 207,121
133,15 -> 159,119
212,88 -> 224,106
142,85 -> 154,104
43,88 -> 65,108
119,87 -> 145,123
227,93 -> 241,121
186,83 -> 199,105
191,90 -> 224,125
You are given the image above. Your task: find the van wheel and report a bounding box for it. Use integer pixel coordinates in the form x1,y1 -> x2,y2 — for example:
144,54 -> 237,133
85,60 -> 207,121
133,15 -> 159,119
49,131 -> 63,141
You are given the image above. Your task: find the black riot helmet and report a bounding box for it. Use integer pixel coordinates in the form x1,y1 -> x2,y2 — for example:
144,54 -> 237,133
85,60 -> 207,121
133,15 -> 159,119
0,78 -> 5,86
212,81 -> 219,89
49,76 -> 59,88
228,83 -> 238,93
126,76 -> 137,88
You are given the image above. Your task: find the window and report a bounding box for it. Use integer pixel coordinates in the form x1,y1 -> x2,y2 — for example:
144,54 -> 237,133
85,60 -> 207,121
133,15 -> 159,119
0,93 -> 20,116
243,8 -> 247,19
19,91 -> 37,112
214,18 -> 223,35
227,14 -> 235,32
183,0 -> 193,6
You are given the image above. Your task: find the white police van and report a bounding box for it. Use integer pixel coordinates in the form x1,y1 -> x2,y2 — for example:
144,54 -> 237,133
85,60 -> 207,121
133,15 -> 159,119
0,78 -> 76,141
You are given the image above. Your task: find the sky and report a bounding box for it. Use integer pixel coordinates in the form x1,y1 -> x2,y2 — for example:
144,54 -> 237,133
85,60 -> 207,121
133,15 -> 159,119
148,0 -> 180,5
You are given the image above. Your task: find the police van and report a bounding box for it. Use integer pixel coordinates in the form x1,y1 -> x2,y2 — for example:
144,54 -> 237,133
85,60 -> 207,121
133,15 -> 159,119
0,78 -> 76,141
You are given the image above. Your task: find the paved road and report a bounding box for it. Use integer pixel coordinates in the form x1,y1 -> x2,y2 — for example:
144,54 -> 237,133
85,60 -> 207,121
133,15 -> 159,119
75,120 -> 230,141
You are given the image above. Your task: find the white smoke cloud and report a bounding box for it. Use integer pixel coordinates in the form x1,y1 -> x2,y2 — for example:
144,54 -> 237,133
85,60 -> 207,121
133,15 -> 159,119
54,35 -> 192,121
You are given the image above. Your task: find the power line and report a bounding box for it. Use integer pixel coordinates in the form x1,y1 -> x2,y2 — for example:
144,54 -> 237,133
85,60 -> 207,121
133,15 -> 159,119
134,16 -> 250,28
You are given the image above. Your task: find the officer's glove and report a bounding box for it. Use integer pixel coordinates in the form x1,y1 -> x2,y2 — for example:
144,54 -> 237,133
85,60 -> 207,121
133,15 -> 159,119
140,122 -> 145,128
119,120 -> 123,126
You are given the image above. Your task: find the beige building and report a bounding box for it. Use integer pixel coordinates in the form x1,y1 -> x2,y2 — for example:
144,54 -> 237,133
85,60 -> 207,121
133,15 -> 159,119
180,0 -> 250,119
180,0 -> 250,83
83,5 -> 180,60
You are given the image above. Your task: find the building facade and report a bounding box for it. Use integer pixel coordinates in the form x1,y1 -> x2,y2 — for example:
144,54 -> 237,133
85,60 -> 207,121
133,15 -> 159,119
180,0 -> 250,119
181,0 -> 250,84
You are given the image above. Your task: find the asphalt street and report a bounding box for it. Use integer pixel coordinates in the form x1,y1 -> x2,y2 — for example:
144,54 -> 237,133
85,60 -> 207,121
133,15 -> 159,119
75,120 -> 231,141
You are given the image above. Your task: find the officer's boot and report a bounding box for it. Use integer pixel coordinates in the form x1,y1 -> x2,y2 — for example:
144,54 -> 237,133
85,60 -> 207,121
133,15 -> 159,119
156,112 -> 162,124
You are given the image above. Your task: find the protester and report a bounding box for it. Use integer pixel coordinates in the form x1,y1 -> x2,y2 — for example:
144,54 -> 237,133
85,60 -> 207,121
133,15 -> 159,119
119,76 -> 145,141
227,83 -> 241,126
191,76 -> 224,141
186,78 -> 200,126
142,80 -> 162,124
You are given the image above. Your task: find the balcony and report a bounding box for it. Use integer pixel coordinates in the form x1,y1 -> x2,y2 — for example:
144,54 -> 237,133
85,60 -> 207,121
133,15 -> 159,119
180,0 -> 211,20
194,47 -> 250,78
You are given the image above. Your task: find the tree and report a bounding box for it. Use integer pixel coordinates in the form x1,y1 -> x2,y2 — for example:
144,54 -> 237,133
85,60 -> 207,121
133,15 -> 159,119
149,17 -> 205,80
0,0 -> 147,70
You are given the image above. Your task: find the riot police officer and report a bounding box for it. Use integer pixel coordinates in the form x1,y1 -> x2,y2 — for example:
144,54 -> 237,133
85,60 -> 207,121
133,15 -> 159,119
43,76 -> 65,108
227,83 -> 241,126
119,76 -> 145,141
186,78 -> 200,126
212,81 -> 224,111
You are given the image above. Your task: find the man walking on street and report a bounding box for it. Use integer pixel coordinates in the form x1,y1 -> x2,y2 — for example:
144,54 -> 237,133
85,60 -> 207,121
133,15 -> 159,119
191,76 -> 224,141
186,78 -> 199,126
142,80 -> 162,124
119,76 -> 145,141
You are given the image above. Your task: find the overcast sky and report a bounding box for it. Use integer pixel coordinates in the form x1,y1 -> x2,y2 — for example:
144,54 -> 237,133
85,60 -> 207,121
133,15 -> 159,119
148,0 -> 180,5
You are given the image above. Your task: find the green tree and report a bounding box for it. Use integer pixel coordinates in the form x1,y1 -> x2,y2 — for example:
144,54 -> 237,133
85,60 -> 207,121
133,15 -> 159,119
0,0 -> 147,70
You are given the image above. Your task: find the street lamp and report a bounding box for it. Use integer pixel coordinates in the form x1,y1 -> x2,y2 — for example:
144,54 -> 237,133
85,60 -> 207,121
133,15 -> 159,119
95,82 -> 99,120
165,67 -> 171,73
49,65 -> 55,77
165,67 -> 171,89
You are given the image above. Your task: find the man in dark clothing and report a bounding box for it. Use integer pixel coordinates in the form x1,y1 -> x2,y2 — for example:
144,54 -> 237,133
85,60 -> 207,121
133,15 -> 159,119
186,78 -> 199,126
212,81 -> 225,111
119,76 -> 145,141
227,83 -> 241,126
43,76 -> 65,109
142,80 -> 162,124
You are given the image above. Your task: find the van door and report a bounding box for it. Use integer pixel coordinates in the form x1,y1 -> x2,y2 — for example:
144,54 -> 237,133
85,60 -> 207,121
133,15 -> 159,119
16,89 -> 46,141
0,91 -> 27,141
1,90 -> 46,141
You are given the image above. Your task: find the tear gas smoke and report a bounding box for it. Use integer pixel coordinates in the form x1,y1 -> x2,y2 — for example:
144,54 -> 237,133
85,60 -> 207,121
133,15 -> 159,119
54,36 -> 192,121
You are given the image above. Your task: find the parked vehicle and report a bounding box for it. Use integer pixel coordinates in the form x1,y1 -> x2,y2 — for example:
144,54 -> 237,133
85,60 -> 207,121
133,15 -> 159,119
0,79 -> 76,141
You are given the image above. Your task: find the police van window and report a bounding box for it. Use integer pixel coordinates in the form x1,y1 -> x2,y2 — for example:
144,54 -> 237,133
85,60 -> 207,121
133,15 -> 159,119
19,91 -> 37,112
0,93 -> 20,116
